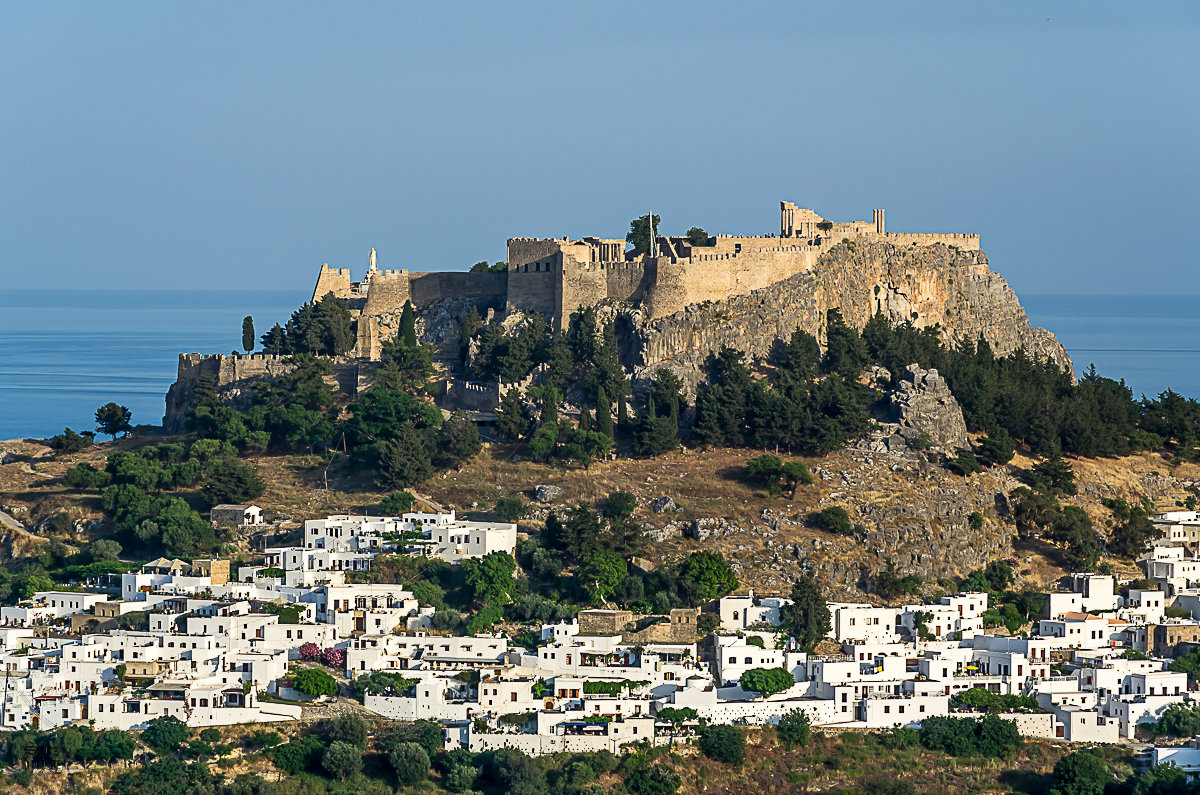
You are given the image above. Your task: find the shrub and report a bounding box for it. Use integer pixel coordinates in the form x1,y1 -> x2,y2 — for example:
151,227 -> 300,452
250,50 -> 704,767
328,712 -> 369,748
271,734 -> 326,775
739,667 -> 795,698
775,709 -> 811,749
494,497 -> 526,522
292,667 -> 338,698
698,724 -> 744,765
198,728 -> 221,744
321,740 -> 362,780
379,490 -> 416,515
142,715 -> 189,754
1051,750 -> 1110,795
811,506 -> 853,534
389,741 -> 430,785
627,764 -> 681,795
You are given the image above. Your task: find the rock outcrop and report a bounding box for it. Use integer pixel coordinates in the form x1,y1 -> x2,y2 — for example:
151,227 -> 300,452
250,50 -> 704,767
628,240 -> 1072,394
891,364 -> 969,451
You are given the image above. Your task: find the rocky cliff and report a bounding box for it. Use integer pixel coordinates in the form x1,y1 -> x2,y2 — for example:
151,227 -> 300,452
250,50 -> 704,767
627,241 -> 1072,393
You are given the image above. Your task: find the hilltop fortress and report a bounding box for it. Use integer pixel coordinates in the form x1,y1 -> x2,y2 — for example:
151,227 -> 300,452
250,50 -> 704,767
166,201 -> 1069,427
311,202 -> 982,359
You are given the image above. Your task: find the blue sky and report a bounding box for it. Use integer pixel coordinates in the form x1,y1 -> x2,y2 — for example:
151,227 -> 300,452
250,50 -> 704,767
2,2 -> 1197,295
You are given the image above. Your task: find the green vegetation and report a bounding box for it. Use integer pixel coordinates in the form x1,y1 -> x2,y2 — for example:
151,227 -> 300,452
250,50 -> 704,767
781,574 -> 831,651
950,687 -> 1040,713
260,294 -> 354,357
698,724 -> 745,766
918,714 -> 1022,758
94,401 -> 133,440
739,667 -> 796,698
292,667 -> 338,697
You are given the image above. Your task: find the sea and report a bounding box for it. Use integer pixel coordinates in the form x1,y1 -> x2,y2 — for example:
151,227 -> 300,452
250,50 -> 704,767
1,290 -> 1198,442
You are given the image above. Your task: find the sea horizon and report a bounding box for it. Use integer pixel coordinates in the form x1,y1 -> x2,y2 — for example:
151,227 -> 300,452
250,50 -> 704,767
2,288 -> 1199,443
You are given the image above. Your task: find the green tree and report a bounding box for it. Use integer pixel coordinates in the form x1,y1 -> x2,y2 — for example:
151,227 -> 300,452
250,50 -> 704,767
628,764 -> 682,795
388,741 -> 430,785
399,300 -> 418,348
745,454 -> 784,494
495,388 -> 533,442
1030,456 -> 1078,496
201,456 -> 264,507
596,385 -> 614,441
679,550 -> 738,603
567,429 -> 612,470
292,667 -> 338,697
977,428 -> 1015,466
241,315 -> 255,353
603,491 -> 638,521
946,448 -> 983,476
739,667 -> 796,698
1050,750 -> 1109,795
781,574 -> 831,651
95,402 -> 133,440
577,548 -> 627,604
698,724 -> 744,766
321,740 -> 362,780
811,506 -> 854,535
91,538 -> 122,562
142,715 -> 189,754
376,423 -> 435,488
329,712 -> 369,748
379,491 -> 416,515
463,552 -> 518,604
627,213 -> 661,256
494,497 -> 526,522
685,226 -> 710,247
775,709 -> 812,749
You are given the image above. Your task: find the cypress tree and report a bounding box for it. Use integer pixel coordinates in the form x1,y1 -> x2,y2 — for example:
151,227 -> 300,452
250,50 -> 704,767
617,382 -> 629,432
400,301 -> 417,348
596,386 -> 613,440
579,406 -> 592,432
241,316 -> 255,353
539,388 -> 559,429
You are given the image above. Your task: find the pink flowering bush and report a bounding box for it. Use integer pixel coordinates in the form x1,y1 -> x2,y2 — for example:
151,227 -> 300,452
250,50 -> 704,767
298,643 -> 321,662
321,647 -> 346,668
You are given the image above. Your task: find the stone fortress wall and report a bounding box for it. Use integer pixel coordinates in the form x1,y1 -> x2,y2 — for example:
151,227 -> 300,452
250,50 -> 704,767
503,203 -> 981,329
308,204 -> 982,347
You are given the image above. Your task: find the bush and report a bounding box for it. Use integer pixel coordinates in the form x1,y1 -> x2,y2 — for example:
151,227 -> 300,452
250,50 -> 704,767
142,715 -> 189,754
379,490 -> 416,515
1051,750 -> 1110,795
775,709 -> 811,749
198,728 -> 221,744
946,448 -> 982,476
271,734 -> 326,775
322,740 -> 362,780
292,667 -> 338,698
328,712 -> 369,748
919,714 -> 1021,758
627,764 -> 681,795
389,741 -> 430,785
739,667 -> 795,698
698,724 -> 744,765
811,506 -> 853,535
494,497 -> 526,522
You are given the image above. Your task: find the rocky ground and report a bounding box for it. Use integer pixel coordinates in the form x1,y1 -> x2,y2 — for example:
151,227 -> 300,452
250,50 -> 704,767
3,423 -> 1195,604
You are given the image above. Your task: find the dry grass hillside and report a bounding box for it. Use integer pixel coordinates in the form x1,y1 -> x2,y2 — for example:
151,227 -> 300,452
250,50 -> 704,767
3,432 -> 1197,604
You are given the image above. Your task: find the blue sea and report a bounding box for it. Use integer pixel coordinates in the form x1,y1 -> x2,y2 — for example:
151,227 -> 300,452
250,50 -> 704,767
0,290 -> 1198,441
0,289 -> 303,441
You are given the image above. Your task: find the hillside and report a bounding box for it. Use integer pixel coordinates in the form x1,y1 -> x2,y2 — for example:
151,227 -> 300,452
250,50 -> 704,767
4,432 -> 1194,603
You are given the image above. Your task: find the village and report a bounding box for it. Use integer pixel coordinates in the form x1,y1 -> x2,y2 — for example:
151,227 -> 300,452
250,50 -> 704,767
4,507 -> 1200,774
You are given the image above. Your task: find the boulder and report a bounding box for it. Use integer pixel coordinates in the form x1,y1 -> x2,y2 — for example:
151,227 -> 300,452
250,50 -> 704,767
533,484 -> 563,504
651,496 -> 678,514
890,364 -> 969,451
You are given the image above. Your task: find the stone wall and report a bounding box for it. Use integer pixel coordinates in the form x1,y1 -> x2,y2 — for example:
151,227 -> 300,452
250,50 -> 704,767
409,271 -> 506,307
362,270 -> 413,316
630,240 -> 1073,394
312,264 -> 353,301
163,353 -> 369,432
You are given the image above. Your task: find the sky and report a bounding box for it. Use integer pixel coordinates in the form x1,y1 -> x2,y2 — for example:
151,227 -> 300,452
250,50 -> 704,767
2,2 -> 1197,296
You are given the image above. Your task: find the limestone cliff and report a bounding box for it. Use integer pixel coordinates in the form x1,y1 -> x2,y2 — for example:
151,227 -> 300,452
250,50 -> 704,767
628,241 -> 1072,393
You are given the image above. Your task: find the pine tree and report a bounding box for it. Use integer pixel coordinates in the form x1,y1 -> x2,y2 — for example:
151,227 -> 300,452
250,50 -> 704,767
399,301 -> 417,348
241,316 -> 255,353
495,388 -> 532,442
578,406 -> 592,432
596,386 -> 613,441
539,388 -> 559,429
